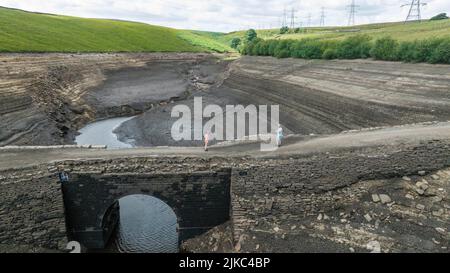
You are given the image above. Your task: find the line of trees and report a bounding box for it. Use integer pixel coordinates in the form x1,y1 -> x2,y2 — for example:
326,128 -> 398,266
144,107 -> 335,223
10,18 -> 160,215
430,13 -> 448,20
241,34 -> 450,64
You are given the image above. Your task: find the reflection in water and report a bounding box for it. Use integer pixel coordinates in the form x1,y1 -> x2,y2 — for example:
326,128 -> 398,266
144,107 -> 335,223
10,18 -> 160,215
111,195 -> 178,253
75,117 -> 135,149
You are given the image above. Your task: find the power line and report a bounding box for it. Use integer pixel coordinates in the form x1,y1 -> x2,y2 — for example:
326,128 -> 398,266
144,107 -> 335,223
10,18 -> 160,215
347,0 -> 359,26
401,0 -> 427,22
319,7 -> 326,27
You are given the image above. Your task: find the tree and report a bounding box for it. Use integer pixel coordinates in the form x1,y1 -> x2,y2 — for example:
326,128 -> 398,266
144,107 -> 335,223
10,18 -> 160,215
279,26 -> 289,34
245,29 -> 257,43
230,38 -> 241,49
430,13 -> 449,21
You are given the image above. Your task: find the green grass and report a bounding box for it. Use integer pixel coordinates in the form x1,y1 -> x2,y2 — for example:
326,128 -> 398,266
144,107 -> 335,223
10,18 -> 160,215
0,6 -> 230,53
177,30 -> 234,53
220,19 -> 450,45
3,6 -> 447,54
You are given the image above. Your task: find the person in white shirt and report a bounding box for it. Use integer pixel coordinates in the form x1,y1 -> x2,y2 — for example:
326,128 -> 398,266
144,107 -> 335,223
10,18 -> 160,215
276,124 -> 284,147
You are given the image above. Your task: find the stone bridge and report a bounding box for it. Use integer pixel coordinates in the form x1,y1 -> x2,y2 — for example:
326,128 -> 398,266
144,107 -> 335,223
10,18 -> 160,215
1,126 -> 450,252
63,171 -> 231,249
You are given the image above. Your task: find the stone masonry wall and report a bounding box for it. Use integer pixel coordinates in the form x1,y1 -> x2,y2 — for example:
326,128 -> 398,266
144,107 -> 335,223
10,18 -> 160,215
0,174 -> 67,251
230,140 -> 450,241
1,138 -> 450,251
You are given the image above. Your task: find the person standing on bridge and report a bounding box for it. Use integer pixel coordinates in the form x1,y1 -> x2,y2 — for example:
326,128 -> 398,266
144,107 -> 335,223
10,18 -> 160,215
276,124 -> 284,147
57,165 -> 69,183
204,131 -> 210,152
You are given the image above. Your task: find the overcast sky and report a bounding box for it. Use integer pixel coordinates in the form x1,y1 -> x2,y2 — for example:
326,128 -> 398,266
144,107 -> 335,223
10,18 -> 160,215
0,0 -> 448,32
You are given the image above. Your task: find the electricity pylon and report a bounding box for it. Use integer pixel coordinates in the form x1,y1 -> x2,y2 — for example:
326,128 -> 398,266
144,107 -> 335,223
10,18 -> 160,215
402,0 -> 427,22
347,0 -> 359,26
320,7 -> 326,27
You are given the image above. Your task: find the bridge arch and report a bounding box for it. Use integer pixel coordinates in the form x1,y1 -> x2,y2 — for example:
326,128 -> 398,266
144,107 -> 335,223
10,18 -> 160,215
101,194 -> 179,253
62,170 -> 231,249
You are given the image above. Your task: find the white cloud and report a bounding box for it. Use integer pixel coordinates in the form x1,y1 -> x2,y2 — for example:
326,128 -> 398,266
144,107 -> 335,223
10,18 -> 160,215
0,0 -> 448,32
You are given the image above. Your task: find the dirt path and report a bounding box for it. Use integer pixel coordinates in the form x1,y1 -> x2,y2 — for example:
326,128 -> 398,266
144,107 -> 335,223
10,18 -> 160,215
2,121 -> 450,170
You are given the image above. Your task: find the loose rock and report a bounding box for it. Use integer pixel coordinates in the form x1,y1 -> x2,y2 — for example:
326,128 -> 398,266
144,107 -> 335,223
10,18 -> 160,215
372,194 -> 380,203
379,194 -> 392,204
416,204 -> 426,210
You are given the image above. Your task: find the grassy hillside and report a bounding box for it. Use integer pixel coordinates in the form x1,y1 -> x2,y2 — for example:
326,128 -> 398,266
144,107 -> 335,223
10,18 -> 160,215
177,31 -> 235,53
220,19 -> 450,46
2,6 -> 446,54
0,6 -> 231,53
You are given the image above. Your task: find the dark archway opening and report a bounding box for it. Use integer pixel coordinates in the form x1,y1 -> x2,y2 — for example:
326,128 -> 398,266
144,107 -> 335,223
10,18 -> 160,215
100,195 -> 179,253
62,170 -> 232,252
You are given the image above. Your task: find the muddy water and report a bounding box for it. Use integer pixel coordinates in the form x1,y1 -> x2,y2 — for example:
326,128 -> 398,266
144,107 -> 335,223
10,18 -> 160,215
75,117 -> 135,149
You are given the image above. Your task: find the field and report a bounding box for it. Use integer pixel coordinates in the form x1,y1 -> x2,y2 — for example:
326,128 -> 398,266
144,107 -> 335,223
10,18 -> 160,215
0,6 -> 232,53
2,6 -> 448,54
177,31 -> 235,53
219,19 -> 450,46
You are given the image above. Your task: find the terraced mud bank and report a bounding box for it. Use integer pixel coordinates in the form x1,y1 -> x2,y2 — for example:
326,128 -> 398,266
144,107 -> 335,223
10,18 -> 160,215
225,57 -> 450,134
2,54 -> 450,147
0,53 -> 226,146
116,56 -> 450,147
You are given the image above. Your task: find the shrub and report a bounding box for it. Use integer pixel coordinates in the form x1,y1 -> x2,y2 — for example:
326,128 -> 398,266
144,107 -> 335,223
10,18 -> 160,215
411,39 -> 444,63
230,38 -> 241,49
396,41 -> 416,62
322,48 -> 338,59
394,38 -> 448,63
256,40 -> 267,56
246,38 -> 259,55
250,42 -> 260,56
429,39 -> 450,64
291,39 -> 323,59
241,35 -> 450,65
268,40 -> 279,56
336,35 -> 372,59
273,39 -> 292,57
371,37 -> 399,61
275,49 -> 291,58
